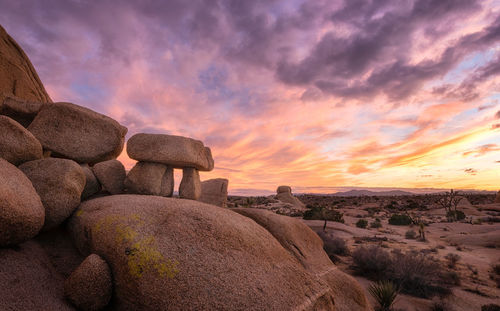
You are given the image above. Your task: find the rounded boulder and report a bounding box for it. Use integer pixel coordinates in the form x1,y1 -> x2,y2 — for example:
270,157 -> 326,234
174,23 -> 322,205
0,158 -> 44,246
68,195 -> 335,310
19,158 -> 85,231
0,115 -> 43,165
92,159 -> 125,195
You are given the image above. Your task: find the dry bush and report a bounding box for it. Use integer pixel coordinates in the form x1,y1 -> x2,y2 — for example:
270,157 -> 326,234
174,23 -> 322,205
352,245 -> 392,279
444,253 -> 460,269
405,230 -> 417,239
316,232 -> 349,262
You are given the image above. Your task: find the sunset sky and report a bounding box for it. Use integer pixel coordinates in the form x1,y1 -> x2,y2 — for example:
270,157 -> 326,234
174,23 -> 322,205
1,0 -> 499,195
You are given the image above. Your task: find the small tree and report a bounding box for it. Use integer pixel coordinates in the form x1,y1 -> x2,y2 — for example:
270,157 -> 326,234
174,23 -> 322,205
436,189 -> 463,222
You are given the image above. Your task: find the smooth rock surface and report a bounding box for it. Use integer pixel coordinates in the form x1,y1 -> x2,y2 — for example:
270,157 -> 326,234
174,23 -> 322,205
80,164 -> 101,200
68,195 -> 335,310
28,102 -> 127,164
276,185 -> 306,208
0,25 -> 52,104
0,115 -> 43,165
92,159 -> 125,195
277,185 -> 292,194
124,162 -> 173,196
19,158 -> 85,231
199,178 -> 229,207
64,254 -> 112,311
0,158 -> 44,246
0,95 -> 43,127
179,167 -> 201,200
127,133 -> 214,171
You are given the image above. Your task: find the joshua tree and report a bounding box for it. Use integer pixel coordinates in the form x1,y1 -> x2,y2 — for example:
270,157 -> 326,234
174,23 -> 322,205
436,189 -> 463,222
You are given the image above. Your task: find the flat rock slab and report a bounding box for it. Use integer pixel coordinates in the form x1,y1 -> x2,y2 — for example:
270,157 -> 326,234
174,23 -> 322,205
0,115 -> 43,165
28,102 -> 127,164
127,133 -> 214,171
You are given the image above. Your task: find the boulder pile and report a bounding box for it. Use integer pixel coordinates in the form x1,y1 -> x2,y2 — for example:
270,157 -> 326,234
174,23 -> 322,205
0,24 -> 371,311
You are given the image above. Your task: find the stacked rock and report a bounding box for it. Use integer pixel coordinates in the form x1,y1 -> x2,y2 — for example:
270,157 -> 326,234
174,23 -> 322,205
276,185 -> 306,208
125,133 -> 214,200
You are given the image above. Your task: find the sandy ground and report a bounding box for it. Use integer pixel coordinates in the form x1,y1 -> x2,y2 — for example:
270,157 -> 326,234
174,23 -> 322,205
302,203 -> 500,310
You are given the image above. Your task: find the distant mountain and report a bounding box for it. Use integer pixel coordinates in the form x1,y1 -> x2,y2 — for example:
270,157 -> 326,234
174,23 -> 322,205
330,190 -> 417,197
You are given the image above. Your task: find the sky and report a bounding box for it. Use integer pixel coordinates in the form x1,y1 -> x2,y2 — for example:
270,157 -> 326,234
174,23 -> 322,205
1,0 -> 499,195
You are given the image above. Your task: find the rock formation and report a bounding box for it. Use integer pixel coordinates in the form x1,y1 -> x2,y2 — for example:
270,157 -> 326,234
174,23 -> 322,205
0,115 -> 43,165
199,178 -> 229,207
495,190 -> 500,203
28,102 -> 127,164
0,158 -> 44,246
0,24 -> 372,311
19,158 -> 86,231
276,185 -> 306,208
0,25 -> 52,103
64,254 -> 112,311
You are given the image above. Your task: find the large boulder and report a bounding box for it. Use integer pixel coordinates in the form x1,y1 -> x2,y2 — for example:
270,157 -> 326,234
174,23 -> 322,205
68,195 -> 335,310
27,102 -> 127,164
0,115 -> 43,165
124,161 -> 174,196
80,164 -> 101,200
0,158 -> 44,246
1,95 -> 43,127
276,185 -> 306,208
19,158 -> 86,231
232,208 -> 372,311
0,25 -> 52,104
127,133 -> 214,171
64,254 -> 112,311
199,178 -> 229,207
92,159 -> 125,195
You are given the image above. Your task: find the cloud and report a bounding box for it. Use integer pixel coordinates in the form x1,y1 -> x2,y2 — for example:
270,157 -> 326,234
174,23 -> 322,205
464,168 -> 477,175
462,144 -> 500,157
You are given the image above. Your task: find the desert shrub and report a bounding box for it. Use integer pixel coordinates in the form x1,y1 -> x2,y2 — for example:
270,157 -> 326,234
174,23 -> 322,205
368,280 -> 398,311
430,299 -> 453,311
352,246 -> 392,279
446,210 -> 465,221
405,230 -> 417,239
442,271 -> 461,286
482,304 -> 500,311
390,250 -> 451,298
356,219 -> 368,228
492,264 -> 500,275
388,214 -> 412,225
316,232 -> 349,260
303,207 -> 344,223
371,219 -> 383,228
444,253 -> 460,269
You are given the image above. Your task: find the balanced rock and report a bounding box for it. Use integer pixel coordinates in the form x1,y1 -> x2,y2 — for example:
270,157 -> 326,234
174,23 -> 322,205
127,133 -> 214,171
179,167 -> 201,200
19,158 -> 85,231
232,208 -> 371,311
0,25 -> 52,104
0,115 -> 43,165
495,191 -> 500,203
64,254 -> 112,311
92,160 -> 125,195
1,95 -> 43,127
124,161 -> 173,196
80,164 -> 101,200
276,185 -> 305,208
27,102 -> 127,164
68,195 -> 335,310
199,178 -> 228,207
0,158 -> 44,246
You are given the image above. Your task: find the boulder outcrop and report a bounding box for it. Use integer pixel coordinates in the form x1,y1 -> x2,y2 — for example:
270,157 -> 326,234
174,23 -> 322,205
92,159 -> 125,195
19,158 -> 85,231
0,158 -> 44,246
64,254 -> 112,311
199,178 -> 229,207
68,195 -> 336,310
495,190 -> 500,203
276,185 -> 306,208
0,115 -> 43,165
28,102 -> 127,164
0,95 -> 43,127
124,161 -> 174,196
0,25 -> 52,104
80,164 -> 101,200
127,133 -> 214,171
